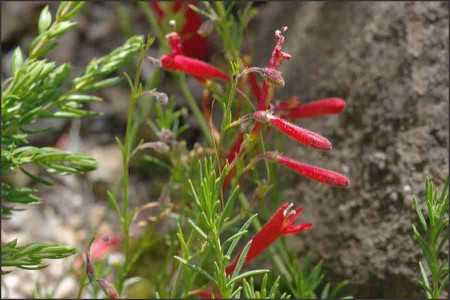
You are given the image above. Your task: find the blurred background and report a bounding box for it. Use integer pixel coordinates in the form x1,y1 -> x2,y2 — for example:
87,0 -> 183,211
1,1 -> 448,298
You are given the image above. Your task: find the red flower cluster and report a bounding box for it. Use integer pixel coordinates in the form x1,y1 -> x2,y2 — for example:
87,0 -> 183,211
151,15 -> 350,288
226,202 -> 311,275
222,28 -> 349,276
224,27 -> 349,189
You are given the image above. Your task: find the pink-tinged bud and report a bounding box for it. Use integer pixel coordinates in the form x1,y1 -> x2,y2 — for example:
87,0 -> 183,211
239,67 -> 285,87
158,128 -> 174,144
146,56 -> 163,67
197,19 -> 216,37
97,279 -> 119,299
140,89 -> 169,104
265,152 -> 350,187
281,98 -> 346,119
138,141 -> 170,153
230,111 -> 332,151
84,251 -> 96,283
161,54 -> 230,81
226,202 -> 311,275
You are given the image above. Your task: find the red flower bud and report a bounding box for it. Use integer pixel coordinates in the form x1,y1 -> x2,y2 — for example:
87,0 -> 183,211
280,98 -> 346,119
265,152 -> 350,187
226,202 -> 311,275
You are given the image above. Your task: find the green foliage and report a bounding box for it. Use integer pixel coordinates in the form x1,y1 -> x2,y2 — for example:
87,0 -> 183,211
243,274 -> 291,299
412,176 -> 449,299
170,159 -> 269,298
1,1 -> 143,274
287,255 -> 352,299
1,239 -> 77,274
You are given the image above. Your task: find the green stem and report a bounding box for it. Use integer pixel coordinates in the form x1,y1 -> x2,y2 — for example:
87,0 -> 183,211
215,2 -> 238,62
117,39 -> 152,295
175,74 -> 214,147
139,2 -> 168,52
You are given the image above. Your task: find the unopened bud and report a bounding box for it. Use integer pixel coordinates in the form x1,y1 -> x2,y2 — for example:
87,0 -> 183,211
197,19 -> 216,37
146,56 -> 162,68
139,141 -> 170,153
140,89 -> 168,104
97,279 -> 119,299
84,251 -> 96,283
238,67 -> 284,87
159,128 -> 174,143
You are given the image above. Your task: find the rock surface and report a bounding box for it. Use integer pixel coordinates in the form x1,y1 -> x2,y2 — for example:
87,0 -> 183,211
249,1 -> 448,297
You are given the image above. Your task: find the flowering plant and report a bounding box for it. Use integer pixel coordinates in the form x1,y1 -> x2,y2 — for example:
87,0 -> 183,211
2,2 -> 356,299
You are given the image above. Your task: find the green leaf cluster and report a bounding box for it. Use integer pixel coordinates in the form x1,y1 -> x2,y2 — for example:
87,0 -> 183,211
412,177 -> 449,299
1,1 -> 143,273
1,239 -> 77,274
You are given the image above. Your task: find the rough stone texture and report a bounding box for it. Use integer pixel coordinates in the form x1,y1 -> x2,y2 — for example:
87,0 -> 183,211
249,1 -> 449,297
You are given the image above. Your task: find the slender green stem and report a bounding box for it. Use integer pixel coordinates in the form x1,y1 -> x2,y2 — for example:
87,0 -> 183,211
139,2 -> 168,52
175,74 -> 214,147
215,2 -> 238,62
117,39 -> 153,295
170,214 -> 201,298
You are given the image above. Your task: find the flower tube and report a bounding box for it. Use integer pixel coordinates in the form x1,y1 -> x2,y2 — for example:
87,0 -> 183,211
265,152 -> 350,187
277,98 -> 346,119
230,111 -> 332,151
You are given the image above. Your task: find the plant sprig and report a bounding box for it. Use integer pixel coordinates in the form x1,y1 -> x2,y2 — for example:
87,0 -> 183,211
412,176 -> 449,299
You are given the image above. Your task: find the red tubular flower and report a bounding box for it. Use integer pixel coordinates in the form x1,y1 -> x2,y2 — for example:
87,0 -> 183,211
160,32 -> 229,81
265,152 -> 350,187
278,98 -> 346,119
225,202 -> 312,275
161,54 -> 230,81
256,27 -> 292,110
232,111 -> 332,151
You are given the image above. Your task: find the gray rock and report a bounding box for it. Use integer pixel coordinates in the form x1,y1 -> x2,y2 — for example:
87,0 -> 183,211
250,2 -> 448,297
